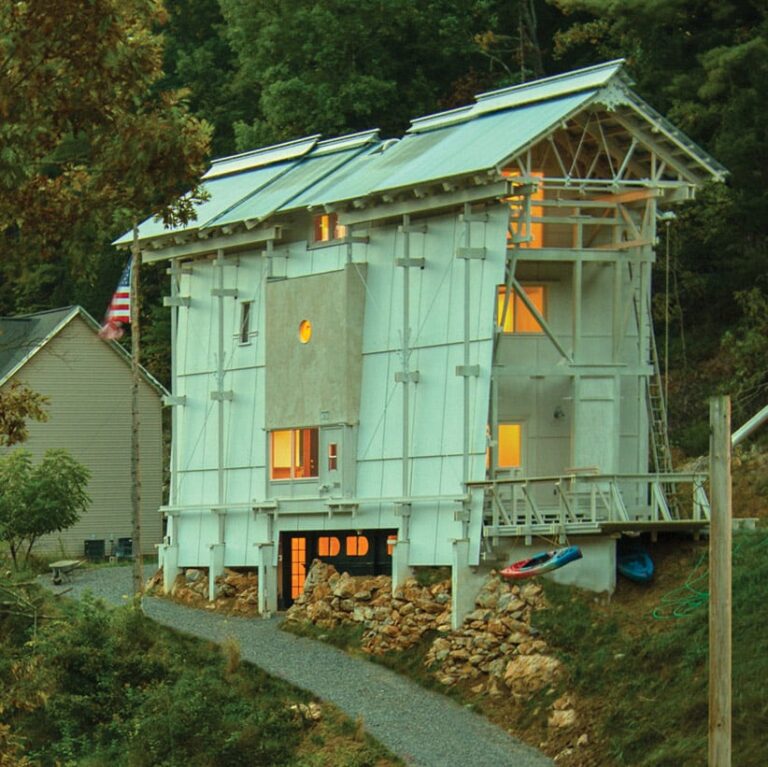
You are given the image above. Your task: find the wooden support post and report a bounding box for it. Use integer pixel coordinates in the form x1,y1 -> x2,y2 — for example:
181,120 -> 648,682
130,223 -> 144,596
709,395 -> 732,767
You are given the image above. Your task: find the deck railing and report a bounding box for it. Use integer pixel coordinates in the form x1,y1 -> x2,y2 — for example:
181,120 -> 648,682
469,472 -> 709,544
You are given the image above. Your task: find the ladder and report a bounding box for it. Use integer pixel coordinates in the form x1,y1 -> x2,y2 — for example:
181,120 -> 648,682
627,260 -> 679,518
648,328 -> 674,476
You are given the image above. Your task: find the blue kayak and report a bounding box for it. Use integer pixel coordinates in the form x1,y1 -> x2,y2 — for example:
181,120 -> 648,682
617,547 -> 654,582
500,545 -> 583,580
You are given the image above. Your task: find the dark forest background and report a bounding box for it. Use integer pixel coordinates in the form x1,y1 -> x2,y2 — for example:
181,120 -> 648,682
2,0 -> 767,454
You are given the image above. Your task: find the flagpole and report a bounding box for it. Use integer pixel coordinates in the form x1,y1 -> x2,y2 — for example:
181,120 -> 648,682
130,221 -> 144,596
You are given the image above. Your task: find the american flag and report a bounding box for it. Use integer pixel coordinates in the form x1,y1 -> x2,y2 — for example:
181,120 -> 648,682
98,258 -> 132,340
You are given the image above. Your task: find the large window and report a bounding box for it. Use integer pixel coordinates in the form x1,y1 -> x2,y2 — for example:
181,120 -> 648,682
313,212 -> 347,243
496,285 -> 545,334
270,428 -> 319,480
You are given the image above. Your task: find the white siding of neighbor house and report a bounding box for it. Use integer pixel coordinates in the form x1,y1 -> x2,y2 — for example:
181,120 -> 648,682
1,316 -> 163,557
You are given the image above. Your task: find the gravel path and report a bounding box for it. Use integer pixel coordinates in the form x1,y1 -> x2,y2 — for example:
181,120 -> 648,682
42,565 -> 553,767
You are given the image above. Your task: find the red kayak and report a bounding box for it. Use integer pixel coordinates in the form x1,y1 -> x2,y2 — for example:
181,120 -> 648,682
500,545 -> 583,580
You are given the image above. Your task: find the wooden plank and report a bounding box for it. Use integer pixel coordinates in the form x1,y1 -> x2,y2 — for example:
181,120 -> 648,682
709,396 -> 732,767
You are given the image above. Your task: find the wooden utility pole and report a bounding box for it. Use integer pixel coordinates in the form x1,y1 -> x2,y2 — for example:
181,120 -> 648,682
130,223 -> 144,596
709,395 -> 731,767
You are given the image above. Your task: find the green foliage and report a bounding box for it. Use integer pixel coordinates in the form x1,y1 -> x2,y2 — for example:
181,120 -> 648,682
0,449 -> 89,568
282,619 -> 364,652
0,381 -> 48,447
534,532 -> 768,766
219,0 -> 563,148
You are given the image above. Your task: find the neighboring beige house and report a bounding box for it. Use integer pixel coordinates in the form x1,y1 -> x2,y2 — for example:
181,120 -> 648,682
0,306 -> 165,558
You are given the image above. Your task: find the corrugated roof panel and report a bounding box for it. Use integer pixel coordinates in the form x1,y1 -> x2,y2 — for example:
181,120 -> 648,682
409,59 -> 624,134
311,129 -> 380,156
203,135 -> 320,180
113,160 -> 298,245
370,90 -> 597,194
285,141 -> 397,209
210,143 -> 374,226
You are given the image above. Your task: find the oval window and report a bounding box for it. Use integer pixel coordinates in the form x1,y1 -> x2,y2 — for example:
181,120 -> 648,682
298,319 -> 312,343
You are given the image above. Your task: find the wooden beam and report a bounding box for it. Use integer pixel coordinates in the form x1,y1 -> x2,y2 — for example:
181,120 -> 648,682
709,396 -> 732,767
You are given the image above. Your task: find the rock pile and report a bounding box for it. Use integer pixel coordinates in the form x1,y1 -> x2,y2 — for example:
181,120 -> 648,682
158,567 -> 260,614
423,574 -> 564,700
285,559 -> 451,654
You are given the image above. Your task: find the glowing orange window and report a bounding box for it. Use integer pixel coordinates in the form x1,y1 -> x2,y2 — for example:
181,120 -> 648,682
317,536 -> 341,557
345,535 -> 369,557
313,212 -> 347,242
386,535 -> 397,556
498,423 -> 522,469
503,170 -> 544,248
291,537 -> 307,599
270,429 -> 318,480
496,285 -> 544,334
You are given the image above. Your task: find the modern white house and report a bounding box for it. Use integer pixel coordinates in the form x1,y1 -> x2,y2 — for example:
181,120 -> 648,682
117,60 -> 724,622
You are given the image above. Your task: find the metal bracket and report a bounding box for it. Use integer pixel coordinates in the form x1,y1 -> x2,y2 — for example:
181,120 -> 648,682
166,264 -> 193,277
163,296 -> 191,308
394,502 -> 412,517
455,247 -> 486,260
394,370 -> 420,383
210,288 -> 238,298
210,390 -> 234,401
399,223 -> 428,234
459,212 -> 489,223
395,257 -> 426,268
162,395 -> 187,407
455,365 -> 480,377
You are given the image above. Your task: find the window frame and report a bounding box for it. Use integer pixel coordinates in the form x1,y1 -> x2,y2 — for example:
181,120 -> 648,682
311,212 -> 347,246
496,284 -> 546,335
269,428 -> 319,481
238,300 -> 253,345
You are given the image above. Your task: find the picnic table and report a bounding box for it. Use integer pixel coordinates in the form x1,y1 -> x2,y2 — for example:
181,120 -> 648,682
50,559 -> 82,585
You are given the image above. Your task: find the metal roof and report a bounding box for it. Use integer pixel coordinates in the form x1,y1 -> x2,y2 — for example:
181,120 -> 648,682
212,131 -> 380,227
408,59 -> 625,133
117,59 -> 726,250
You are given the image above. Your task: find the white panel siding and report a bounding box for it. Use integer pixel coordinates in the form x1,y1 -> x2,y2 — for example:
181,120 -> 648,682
169,203 -> 508,568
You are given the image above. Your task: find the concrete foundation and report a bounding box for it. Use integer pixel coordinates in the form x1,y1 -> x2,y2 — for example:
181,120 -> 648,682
391,540 -> 412,594
257,544 -> 278,615
160,543 -> 181,594
451,539 -> 490,630
208,543 -> 225,601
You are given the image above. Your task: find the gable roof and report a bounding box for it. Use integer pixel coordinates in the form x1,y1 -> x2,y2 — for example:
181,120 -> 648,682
0,306 -> 167,396
119,59 -> 726,252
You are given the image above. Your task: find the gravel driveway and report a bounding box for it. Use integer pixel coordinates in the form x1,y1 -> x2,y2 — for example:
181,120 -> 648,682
42,565 -> 553,767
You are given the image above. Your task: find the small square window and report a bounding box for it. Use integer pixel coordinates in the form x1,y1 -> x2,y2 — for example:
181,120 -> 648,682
313,213 -> 347,243
239,301 -> 253,344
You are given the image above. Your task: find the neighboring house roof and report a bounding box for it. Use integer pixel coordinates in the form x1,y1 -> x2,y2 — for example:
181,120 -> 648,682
0,305 -> 167,396
116,59 -> 727,251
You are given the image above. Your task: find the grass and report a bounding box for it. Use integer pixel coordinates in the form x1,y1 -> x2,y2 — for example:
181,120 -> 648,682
533,530 -> 768,766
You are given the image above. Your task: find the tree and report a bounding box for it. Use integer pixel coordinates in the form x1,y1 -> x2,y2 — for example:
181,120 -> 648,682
219,0 -> 528,148
0,0 -> 211,322
0,449 -> 90,568
0,382 -> 48,447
